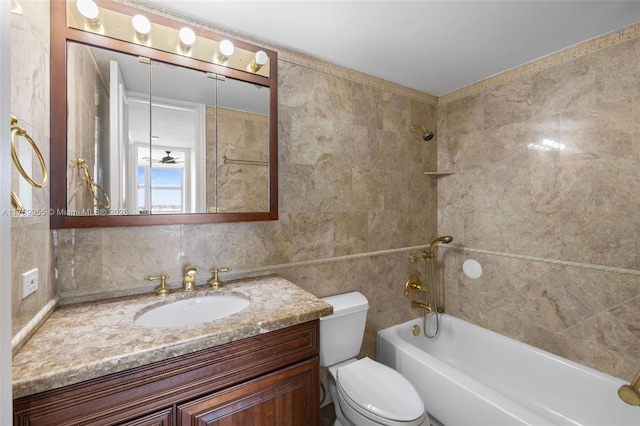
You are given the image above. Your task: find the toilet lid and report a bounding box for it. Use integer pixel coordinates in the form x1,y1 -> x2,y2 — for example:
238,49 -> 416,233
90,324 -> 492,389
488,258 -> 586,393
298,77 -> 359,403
336,357 -> 424,422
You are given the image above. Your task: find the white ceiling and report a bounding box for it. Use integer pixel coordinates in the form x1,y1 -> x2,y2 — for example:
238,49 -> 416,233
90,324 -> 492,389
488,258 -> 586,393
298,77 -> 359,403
141,1 -> 640,96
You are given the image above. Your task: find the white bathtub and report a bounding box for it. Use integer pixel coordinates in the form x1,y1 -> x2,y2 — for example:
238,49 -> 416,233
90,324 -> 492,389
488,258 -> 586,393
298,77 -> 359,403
377,314 -> 639,426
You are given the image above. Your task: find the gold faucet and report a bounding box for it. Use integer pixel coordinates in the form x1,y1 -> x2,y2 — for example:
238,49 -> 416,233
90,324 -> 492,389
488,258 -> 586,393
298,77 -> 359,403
208,267 -> 230,288
411,300 -> 433,312
146,275 -> 171,296
406,275 -> 432,311
183,266 -> 197,291
619,371 -> 640,406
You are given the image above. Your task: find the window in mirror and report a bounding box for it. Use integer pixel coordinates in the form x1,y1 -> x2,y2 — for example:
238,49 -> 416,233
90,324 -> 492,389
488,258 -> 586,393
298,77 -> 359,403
137,147 -> 187,214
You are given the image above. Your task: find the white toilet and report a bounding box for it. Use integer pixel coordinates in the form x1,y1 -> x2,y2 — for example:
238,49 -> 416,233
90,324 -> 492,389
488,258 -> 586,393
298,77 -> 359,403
320,292 -> 428,426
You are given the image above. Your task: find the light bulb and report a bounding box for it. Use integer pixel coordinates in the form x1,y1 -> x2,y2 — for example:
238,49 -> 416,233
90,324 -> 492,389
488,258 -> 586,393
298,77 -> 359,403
132,14 -> 151,39
76,0 -> 99,24
217,39 -> 234,61
250,50 -> 268,72
179,27 -> 196,49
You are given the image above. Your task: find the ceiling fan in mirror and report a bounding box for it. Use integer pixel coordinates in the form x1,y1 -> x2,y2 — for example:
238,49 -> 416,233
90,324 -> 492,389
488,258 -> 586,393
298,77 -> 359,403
143,150 -> 184,164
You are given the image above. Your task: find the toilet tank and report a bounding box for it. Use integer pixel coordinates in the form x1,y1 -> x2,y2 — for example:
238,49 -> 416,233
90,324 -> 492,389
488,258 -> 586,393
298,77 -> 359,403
319,292 -> 369,367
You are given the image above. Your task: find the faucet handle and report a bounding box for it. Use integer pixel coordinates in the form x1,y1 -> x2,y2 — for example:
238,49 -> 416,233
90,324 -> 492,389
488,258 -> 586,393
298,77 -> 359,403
404,275 -> 426,296
146,275 -> 172,296
208,267 -> 230,288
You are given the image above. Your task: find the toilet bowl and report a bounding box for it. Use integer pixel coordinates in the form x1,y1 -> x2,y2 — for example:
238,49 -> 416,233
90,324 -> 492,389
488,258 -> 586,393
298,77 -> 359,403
320,292 -> 428,426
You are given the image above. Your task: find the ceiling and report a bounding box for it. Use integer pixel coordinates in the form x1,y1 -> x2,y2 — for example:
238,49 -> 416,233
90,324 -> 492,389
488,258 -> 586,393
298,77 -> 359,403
141,1 -> 640,96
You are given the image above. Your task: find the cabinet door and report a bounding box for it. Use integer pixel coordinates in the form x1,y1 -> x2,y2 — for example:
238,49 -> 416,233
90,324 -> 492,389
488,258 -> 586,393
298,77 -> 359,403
119,407 -> 174,426
177,358 -> 319,426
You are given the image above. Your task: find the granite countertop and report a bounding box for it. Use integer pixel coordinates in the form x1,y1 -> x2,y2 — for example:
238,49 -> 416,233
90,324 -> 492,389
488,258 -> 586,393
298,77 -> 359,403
12,275 -> 333,399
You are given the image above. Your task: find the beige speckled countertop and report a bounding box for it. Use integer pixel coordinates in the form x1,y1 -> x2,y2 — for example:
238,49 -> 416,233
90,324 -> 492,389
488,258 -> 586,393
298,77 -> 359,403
12,276 -> 333,399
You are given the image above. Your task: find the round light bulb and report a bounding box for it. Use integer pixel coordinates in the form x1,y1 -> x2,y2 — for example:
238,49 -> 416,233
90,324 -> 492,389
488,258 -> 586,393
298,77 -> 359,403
218,39 -> 234,59
76,0 -> 99,23
255,51 -> 268,66
179,27 -> 196,48
132,14 -> 151,39
250,50 -> 268,72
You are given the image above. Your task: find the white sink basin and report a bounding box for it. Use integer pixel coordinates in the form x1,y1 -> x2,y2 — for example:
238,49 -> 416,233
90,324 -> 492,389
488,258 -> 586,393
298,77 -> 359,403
134,294 -> 250,328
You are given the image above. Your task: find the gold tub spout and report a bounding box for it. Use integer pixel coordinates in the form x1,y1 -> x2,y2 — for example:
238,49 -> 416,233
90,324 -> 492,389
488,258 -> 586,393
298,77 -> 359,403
411,300 -> 432,312
618,371 -> 640,406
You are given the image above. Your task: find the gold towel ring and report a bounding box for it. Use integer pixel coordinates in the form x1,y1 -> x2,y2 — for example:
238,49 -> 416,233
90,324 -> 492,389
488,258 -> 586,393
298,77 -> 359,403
11,115 -> 48,188
75,158 -> 111,209
88,181 -> 110,209
11,189 -> 25,214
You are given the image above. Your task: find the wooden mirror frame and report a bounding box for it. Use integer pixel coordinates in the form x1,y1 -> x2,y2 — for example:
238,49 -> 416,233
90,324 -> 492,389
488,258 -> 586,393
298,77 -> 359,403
50,0 -> 278,228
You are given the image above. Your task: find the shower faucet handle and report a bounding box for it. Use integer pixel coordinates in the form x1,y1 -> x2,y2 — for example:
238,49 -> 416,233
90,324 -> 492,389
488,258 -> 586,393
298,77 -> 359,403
404,275 -> 426,296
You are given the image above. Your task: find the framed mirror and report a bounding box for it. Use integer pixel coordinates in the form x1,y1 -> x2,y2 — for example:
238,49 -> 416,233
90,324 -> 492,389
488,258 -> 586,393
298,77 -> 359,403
51,0 -> 278,228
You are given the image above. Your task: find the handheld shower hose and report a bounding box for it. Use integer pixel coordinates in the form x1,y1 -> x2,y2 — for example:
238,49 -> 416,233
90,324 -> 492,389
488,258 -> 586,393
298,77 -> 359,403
419,236 -> 453,338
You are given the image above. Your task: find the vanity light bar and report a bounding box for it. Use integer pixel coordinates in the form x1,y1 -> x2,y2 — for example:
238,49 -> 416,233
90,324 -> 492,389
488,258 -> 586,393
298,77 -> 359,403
66,0 -> 270,78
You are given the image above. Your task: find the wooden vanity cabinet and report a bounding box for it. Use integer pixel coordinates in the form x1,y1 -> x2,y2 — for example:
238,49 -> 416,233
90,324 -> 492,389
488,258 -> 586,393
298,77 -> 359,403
13,321 -> 320,425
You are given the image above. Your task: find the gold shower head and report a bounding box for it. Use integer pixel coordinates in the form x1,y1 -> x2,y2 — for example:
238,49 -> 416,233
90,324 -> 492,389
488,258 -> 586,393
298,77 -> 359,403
409,124 -> 435,141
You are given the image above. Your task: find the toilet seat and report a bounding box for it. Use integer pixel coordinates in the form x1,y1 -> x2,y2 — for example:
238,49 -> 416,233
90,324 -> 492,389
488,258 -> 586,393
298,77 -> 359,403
336,357 -> 425,425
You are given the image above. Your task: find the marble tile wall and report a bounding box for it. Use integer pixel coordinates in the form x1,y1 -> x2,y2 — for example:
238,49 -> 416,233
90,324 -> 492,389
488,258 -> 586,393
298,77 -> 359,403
210,108 -> 269,212
10,1 -> 55,339
438,33 -> 640,381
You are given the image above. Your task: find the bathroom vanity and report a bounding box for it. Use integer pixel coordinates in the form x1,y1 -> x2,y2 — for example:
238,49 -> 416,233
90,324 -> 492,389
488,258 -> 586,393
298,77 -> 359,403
12,276 -> 332,425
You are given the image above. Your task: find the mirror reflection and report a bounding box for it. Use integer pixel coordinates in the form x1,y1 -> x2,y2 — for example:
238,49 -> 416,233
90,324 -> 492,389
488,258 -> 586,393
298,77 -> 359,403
66,42 -> 270,216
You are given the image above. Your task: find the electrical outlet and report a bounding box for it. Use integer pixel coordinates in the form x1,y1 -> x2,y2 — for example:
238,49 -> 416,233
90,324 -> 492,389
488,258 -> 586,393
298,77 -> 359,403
21,268 -> 38,299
